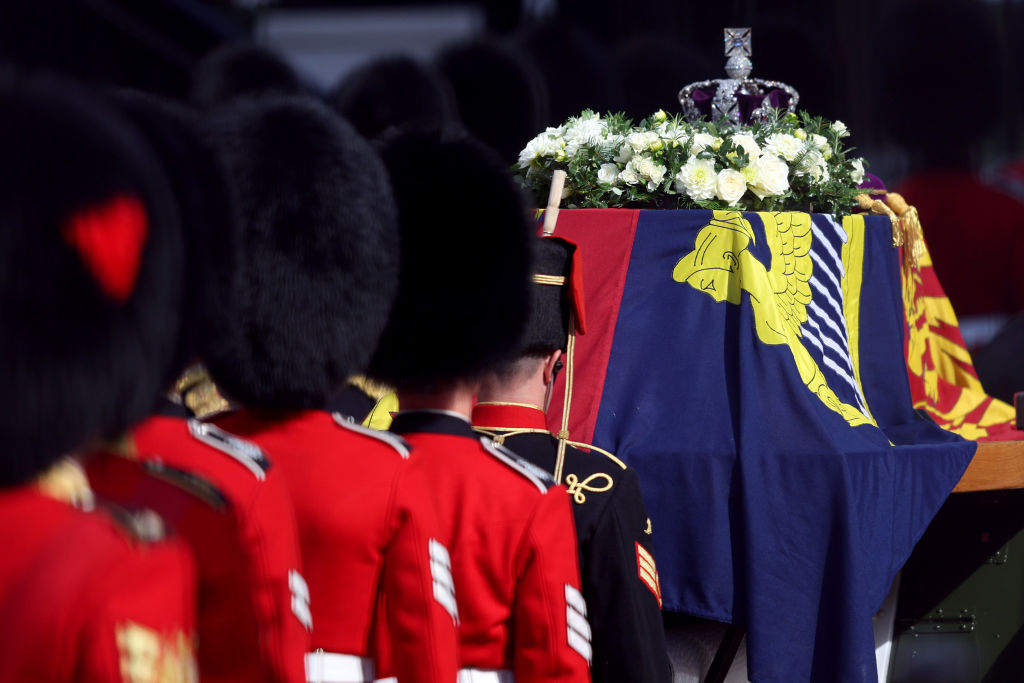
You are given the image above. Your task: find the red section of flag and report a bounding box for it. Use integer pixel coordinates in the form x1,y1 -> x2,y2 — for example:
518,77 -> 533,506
546,209 -> 639,444
62,195 -> 149,304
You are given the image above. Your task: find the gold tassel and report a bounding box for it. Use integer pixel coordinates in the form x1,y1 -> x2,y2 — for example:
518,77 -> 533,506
855,193 -> 901,247
884,192 -> 925,271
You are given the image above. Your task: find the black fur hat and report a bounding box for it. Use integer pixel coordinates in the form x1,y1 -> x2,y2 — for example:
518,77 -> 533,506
435,38 -> 549,166
191,42 -> 305,110
0,76 -> 184,486
521,236 -> 586,355
203,96 -> 399,410
328,55 -> 458,140
106,90 -> 241,382
368,129 -> 533,391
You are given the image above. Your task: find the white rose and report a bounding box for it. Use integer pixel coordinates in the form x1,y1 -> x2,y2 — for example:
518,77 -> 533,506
849,158 -> 865,185
748,153 -> 790,199
673,157 -> 718,201
690,132 -> 718,154
626,131 -> 660,152
810,133 -> 829,151
831,120 -> 850,137
729,133 -> 761,159
597,163 -> 620,185
716,168 -> 748,206
764,133 -> 803,162
618,164 -> 640,186
632,155 -> 667,190
615,144 -> 634,164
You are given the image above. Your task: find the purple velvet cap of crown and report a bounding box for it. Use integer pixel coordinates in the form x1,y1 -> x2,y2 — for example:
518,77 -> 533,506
690,86 -> 794,124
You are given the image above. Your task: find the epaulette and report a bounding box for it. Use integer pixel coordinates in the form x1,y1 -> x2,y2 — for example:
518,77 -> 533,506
140,460 -> 229,511
331,412 -> 411,459
480,437 -> 558,493
98,501 -> 168,544
187,419 -> 271,480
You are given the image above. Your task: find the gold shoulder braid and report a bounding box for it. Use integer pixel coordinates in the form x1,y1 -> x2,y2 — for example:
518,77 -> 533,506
472,425 -> 549,447
175,365 -> 233,420
36,457 -> 95,510
348,375 -> 395,402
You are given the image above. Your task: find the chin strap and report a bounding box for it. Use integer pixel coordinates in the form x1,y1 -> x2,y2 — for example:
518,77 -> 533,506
553,310 -> 576,484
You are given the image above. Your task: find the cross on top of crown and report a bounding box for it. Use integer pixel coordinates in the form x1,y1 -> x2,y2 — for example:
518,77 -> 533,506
724,28 -> 752,58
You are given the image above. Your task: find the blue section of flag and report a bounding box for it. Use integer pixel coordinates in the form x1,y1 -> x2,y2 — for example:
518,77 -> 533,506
591,210 -> 975,682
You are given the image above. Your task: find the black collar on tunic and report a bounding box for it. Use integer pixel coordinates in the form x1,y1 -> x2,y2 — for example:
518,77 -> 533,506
390,410 -> 477,439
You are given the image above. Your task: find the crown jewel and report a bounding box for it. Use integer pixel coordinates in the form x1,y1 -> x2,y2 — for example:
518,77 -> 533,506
678,28 -> 799,125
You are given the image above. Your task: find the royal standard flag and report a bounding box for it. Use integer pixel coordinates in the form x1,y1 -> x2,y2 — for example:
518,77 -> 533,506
901,232 -> 1024,441
547,209 -> 977,683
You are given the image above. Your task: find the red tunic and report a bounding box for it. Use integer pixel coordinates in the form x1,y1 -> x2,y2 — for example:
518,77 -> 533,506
390,410 -> 592,683
87,409 -> 309,683
215,408 -> 459,683
0,483 -> 197,682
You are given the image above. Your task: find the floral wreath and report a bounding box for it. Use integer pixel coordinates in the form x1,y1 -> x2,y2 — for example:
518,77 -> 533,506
516,108 -> 866,217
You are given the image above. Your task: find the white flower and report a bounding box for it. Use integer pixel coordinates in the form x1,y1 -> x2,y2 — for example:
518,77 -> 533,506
673,157 -> 718,201
690,132 -> 719,154
809,133 -> 829,152
795,150 -> 829,183
748,153 -> 790,199
517,128 -> 564,168
631,155 -> 667,191
652,109 -> 668,123
563,117 -> 607,156
597,163 -> 620,185
849,158 -> 865,185
831,120 -> 849,137
626,131 -> 660,152
764,133 -> 803,162
716,168 -> 748,206
729,133 -> 761,159
614,144 -> 634,164
618,165 -> 640,186
656,122 -> 689,149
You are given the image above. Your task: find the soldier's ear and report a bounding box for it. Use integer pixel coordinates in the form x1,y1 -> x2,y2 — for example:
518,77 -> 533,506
543,349 -> 564,387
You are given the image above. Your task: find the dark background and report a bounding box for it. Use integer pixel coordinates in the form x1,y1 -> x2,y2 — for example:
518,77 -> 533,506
1,0 -> 1020,184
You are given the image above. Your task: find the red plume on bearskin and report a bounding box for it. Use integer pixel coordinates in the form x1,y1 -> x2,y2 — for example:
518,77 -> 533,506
61,195 -> 149,304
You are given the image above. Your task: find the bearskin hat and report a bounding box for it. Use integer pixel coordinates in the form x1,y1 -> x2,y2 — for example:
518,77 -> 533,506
0,76 -> 184,486
191,42 -> 305,110
327,55 -> 458,140
368,129 -> 533,391
105,90 -> 241,382
202,96 -> 399,410
435,38 -> 549,166
520,236 -> 586,356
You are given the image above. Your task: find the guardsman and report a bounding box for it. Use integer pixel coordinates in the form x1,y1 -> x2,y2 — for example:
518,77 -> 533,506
368,129 -> 592,683
200,96 -> 459,683
84,91 -> 310,683
327,54 -> 458,141
190,41 -> 307,110
472,236 -> 672,683
0,76 -> 197,681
